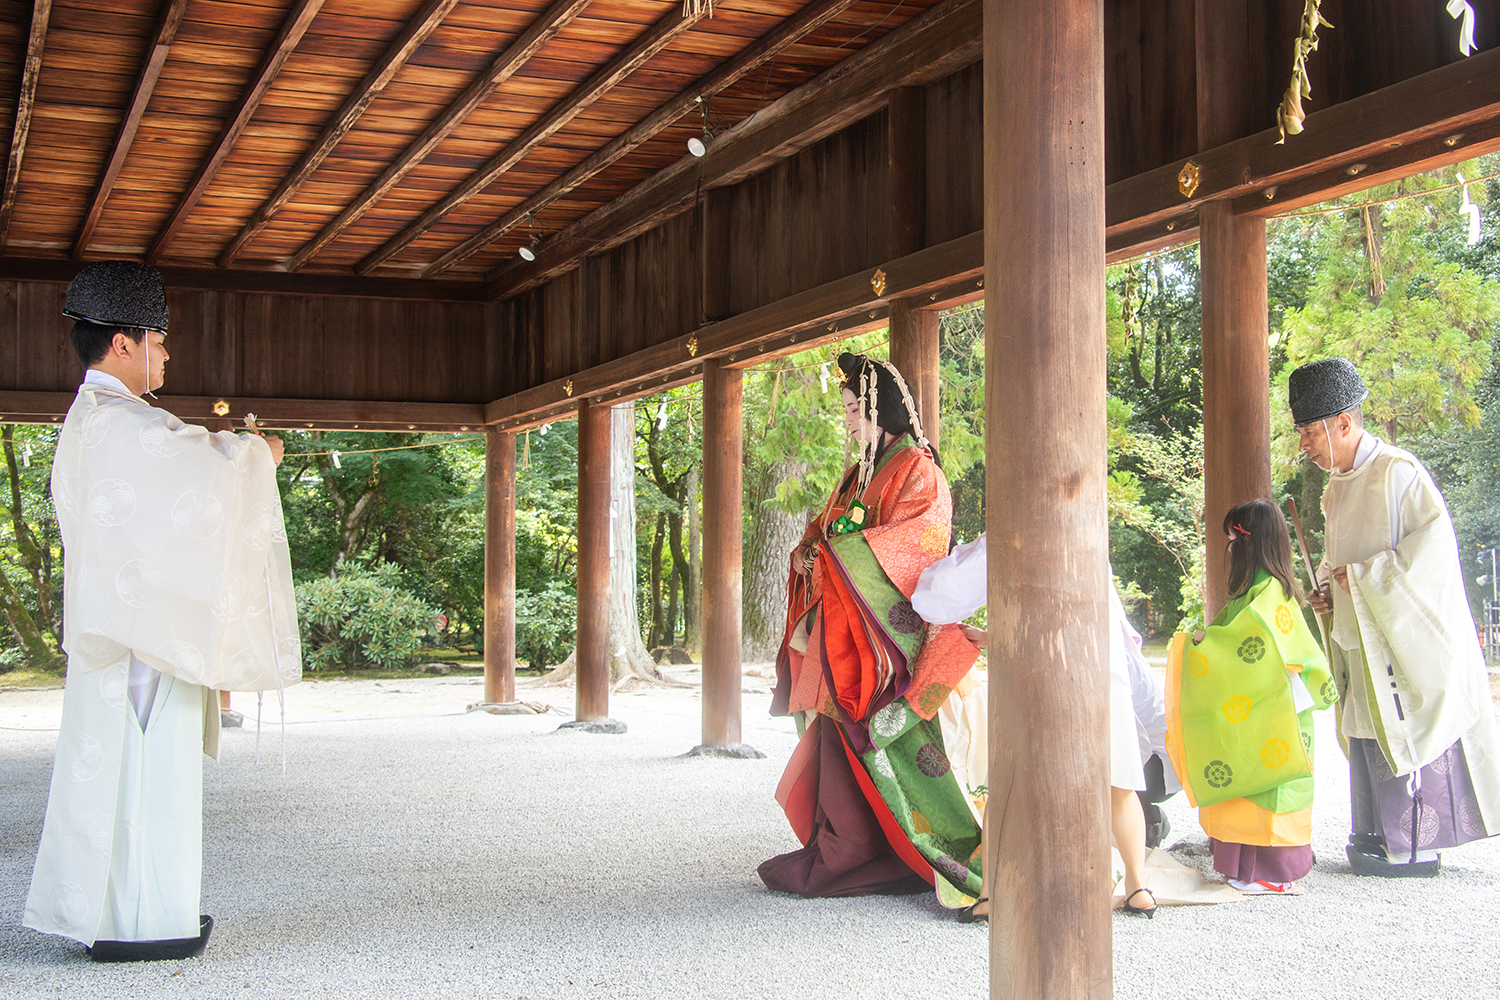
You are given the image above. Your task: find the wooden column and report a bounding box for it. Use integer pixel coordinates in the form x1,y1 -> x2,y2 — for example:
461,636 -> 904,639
1197,0 -> 1269,621
692,359 -> 761,757
483,427 -> 517,706
574,398 -> 612,723
888,299 -> 940,452
985,1 -> 1110,998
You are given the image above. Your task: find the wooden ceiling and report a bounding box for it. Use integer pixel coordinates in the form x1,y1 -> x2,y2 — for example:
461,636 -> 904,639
0,0 -> 938,286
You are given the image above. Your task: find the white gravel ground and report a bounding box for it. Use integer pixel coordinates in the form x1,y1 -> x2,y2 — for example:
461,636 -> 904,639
3,670 -> 1499,1000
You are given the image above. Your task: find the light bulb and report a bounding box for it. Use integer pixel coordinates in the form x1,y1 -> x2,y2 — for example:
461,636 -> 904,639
519,245 -> 536,261
687,136 -> 707,157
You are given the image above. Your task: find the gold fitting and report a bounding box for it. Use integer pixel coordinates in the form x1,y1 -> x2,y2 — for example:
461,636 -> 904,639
1177,161 -> 1201,198
686,335 -> 699,357
1345,163 -> 1366,177
871,268 -> 887,297
1264,185 -> 1279,201
212,399 -> 230,417
563,379 -> 574,396
1444,134 -> 1463,147
1166,222 -> 1176,231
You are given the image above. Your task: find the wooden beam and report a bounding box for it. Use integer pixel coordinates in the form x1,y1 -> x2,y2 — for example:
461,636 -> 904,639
286,0 -> 591,273
699,359 -> 743,750
429,0 -> 874,280
484,230 -> 979,431
700,187 -> 731,324
484,428 -> 518,705
479,0 -> 982,295
888,87 -> 926,260
0,257 -> 485,302
218,0 -> 460,268
985,0 -> 1110,997
357,5 -> 703,275
1199,204 -> 1269,621
1106,43 -> 1500,250
0,391 -> 486,432
888,298 -> 939,452
72,0 -> 190,259
574,397 -> 611,722
146,0 -> 326,263
0,0 -> 52,250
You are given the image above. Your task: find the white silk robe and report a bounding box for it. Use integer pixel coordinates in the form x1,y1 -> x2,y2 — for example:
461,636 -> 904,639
25,378 -> 301,945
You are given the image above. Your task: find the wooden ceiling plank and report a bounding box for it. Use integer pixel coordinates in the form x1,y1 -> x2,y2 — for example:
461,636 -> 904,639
420,0 -> 862,278
356,5 -> 702,274
284,0 -> 593,273
479,0 -> 977,294
145,0 -> 328,263
71,0 -> 190,259
0,0 -> 54,251
218,0 -> 461,267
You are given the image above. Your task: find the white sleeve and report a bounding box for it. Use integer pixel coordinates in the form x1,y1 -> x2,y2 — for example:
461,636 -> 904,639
911,533 -> 988,624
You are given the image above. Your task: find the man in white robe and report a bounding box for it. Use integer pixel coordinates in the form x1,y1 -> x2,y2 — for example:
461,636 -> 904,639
23,261 -> 301,960
1292,357 -> 1500,877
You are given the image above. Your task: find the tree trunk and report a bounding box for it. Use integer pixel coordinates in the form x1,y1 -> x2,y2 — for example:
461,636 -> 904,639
0,569 -> 64,671
2,427 -> 62,648
650,512 -> 665,647
741,458 -> 808,661
666,510 -> 685,646
541,404 -> 664,687
685,463 -> 701,653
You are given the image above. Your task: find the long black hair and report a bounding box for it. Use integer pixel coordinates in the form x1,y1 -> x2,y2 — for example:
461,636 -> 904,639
835,352 -> 943,471
1224,498 -> 1304,605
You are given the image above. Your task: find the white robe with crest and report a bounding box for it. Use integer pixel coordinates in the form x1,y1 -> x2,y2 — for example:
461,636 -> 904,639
25,378 -> 301,945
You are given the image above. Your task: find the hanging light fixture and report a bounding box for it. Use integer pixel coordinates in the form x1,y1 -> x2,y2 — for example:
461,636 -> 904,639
518,214 -> 542,261
688,95 -> 721,157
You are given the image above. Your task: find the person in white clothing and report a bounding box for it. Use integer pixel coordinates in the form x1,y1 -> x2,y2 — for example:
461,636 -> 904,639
23,262 -> 300,960
1291,357 -> 1500,877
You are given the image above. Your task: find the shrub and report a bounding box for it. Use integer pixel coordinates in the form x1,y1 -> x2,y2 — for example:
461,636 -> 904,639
295,562 -> 439,671
515,581 -> 576,671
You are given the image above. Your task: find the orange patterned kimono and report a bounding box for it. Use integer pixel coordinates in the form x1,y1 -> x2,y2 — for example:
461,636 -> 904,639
761,437 -> 983,900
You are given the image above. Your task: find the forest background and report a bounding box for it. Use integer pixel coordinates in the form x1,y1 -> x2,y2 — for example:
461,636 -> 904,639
3,155 -> 1499,678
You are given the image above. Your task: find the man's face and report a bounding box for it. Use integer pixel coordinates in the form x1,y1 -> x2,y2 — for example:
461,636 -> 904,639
1297,412 -> 1354,471
118,330 -> 169,392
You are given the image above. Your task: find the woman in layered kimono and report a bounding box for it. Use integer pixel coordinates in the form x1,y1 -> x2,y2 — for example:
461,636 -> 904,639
758,352 -> 987,917
1167,499 -> 1337,893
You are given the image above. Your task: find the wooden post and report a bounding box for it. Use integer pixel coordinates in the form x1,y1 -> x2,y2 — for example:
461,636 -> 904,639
483,427 -> 517,706
985,1 -> 1110,998
692,359 -> 763,758
573,398 -> 614,726
888,299 -> 940,453
1197,0 -> 1270,621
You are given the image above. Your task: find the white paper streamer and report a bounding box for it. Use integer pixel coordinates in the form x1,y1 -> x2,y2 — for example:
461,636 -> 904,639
657,402 -> 669,429
331,450 -> 342,469
1448,0 -> 1476,56
1459,173 -> 1483,247
21,442 -> 32,468
819,362 -> 830,394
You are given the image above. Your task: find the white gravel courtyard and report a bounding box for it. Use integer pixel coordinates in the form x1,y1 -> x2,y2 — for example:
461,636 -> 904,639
3,670 -> 1499,1000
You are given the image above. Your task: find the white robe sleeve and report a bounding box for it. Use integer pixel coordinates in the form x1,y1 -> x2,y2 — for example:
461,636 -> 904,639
911,534 -> 988,624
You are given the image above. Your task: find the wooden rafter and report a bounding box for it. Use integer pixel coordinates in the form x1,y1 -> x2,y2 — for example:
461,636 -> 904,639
284,0 -> 593,273
0,0 -> 53,250
356,4 -> 704,275
72,0 -> 190,260
218,0 -> 461,268
146,0 -> 326,263
0,391 -> 486,433
422,0 -> 864,279
481,0 -> 981,296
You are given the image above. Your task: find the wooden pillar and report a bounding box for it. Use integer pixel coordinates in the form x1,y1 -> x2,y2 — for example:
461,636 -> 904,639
984,0 -> 1110,998
575,399 -> 611,722
888,300 -> 940,453
483,428 -> 517,706
694,359 -> 761,757
1197,0 -> 1270,621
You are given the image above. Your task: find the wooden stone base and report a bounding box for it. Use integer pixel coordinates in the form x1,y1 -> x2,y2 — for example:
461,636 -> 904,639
558,718 -> 628,734
684,743 -> 766,759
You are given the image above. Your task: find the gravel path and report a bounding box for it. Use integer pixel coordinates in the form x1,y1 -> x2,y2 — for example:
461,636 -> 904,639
3,672 -> 1498,999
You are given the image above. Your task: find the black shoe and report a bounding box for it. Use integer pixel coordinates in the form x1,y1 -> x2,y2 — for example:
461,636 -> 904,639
1122,888 -> 1157,919
1345,844 -> 1441,878
88,915 -> 213,962
957,897 -> 989,924
1144,804 -> 1171,850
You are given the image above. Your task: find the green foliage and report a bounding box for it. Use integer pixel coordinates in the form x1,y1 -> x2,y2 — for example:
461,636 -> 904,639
0,425 -> 64,672
515,580 -> 577,671
295,561 -> 439,671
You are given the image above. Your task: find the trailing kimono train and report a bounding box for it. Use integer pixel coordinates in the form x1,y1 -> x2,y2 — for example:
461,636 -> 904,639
760,429 -> 984,905
25,375 -> 300,948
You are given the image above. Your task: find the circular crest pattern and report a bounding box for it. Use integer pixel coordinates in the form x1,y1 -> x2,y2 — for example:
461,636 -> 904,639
1275,605 -> 1295,634
1222,695 -> 1252,724
70,734 -> 104,782
1237,636 -> 1266,663
87,478 -> 136,526
157,640 -> 205,679
911,810 -> 933,835
1399,802 -> 1441,847
88,813 -> 114,860
171,490 -> 224,539
1261,738 -> 1291,768
1188,651 -> 1209,677
871,748 -> 895,779
244,503 -> 280,551
920,522 -> 947,557
935,855 -> 971,883
97,663 -> 128,710
887,600 -> 924,635
1321,679 -> 1338,704
1204,760 -> 1234,789
138,421 -> 179,457
78,407 -> 111,449
116,559 -> 169,607
79,630 -> 125,660
57,882 -> 89,930
871,702 -> 908,740
916,742 -> 951,778
1459,794 -> 1486,838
